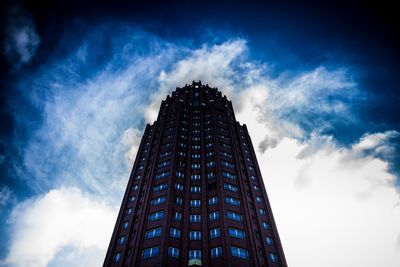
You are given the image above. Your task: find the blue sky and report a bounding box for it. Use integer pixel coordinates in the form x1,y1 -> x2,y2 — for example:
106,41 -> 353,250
0,1 -> 399,266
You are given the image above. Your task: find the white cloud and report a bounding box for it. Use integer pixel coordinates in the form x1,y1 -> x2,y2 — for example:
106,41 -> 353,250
0,186 -> 12,207
2,187 -> 116,267
3,4 -> 41,68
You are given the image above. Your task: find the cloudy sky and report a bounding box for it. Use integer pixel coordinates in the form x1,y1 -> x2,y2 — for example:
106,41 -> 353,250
0,1 -> 399,266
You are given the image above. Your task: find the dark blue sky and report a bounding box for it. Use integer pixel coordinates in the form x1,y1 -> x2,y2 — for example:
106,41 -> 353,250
0,0 -> 399,264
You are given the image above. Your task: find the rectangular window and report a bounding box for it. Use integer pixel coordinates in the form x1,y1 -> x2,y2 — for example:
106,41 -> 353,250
113,252 -> 121,262
208,196 -> 218,205
262,222 -> 269,230
228,228 -> 246,239
207,172 -> 215,179
192,145 -> 200,150
122,221 -> 129,229
227,211 -> 242,222
209,211 -> 220,221
176,172 -> 185,178
231,246 -> 249,259
174,212 -> 182,221
189,250 -> 201,259
191,174 -> 201,180
190,199 -> 201,207
206,151 -> 214,157
259,208 -> 266,215
145,227 -> 161,239
175,197 -> 183,205
256,196 -> 262,203
158,160 -> 171,168
189,231 -> 201,240
191,163 -> 201,169
222,172 -> 236,179
266,236 -> 274,246
170,228 -> 181,238
151,196 -> 166,206
142,246 -> 160,259
225,197 -> 240,206
222,161 -> 234,169
191,154 -> 201,159
148,211 -> 164,221
224,183 -> 238,192
153,183 -> 168,192
211,247 -> 222,258
190,186 -> 201,193
117,236 -> 126,245
168,247 -> 180,259
155,172 -> 170,179
190,214 -> 201,222
209,228 -> 220,238
174,183 -> 184,191
269,252 -> 279,263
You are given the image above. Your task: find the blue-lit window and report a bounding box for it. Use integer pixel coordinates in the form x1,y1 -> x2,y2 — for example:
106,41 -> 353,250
209,228 -> 220,238
206,151 -> 214,157
206,143 -> 213,148
227,211 -> 242,222
175,197 -> 183,205
207,172 -> 215,179
191,174 -> 201,180
155,172 -> 170,179
160,151 -> 171,158
208,196 -> 218,205
206,134 -> 212,139
135,175 -> 141,180
129,195 -> 136,202
176,171 -> 185,178
189,250 -> 201,259
256,196 -> 262,203
222,172 -> 236,179
189,231 -> 201,240
142,246 -> 160,259
178,143 -> 186,148
170,228 -> 181,238
148,211 -> 164,221
174,212 -> 182,221
153,183 -> 168,192
145,227 -> 161,239
221,151 -> 232,158
253,185 -> 260,191
222,161 -> 234,169
122,221 -> 129,229
190,200 -> 201,207
192,145 -> 200,150
207,161 -> 215,167
191,186 -> 201,193
192,154 -> 200,159
266,236 -> 274,246
231,246 -> 249,259
175,183 -> 184,191
158,160 -> 170,168
211,247 -> 222,258
190,214 -> 201,222
192,137 -> 200,141
191,163 -> 201,169
168,247 -> 180,258
126,208 -> 133,215
262,222 -> 269,230
269,252 -> 279,263
224,183 -> 238,192
249,166 -> 255,171
151,196 -> 166,206
259,208 -> 266,215
178,151 -> 186,157
225,197 -> 240,206
132,185 -> 138,191
228,228 -> 246,239
117,236 -> 126,245
113,252 -> 121,262
209,211 -> 219,221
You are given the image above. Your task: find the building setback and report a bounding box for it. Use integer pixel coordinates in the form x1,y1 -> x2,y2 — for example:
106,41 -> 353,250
104,81 -> 287,267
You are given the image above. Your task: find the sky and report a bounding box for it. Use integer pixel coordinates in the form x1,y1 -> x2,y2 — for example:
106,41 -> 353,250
0,1 -> 399,266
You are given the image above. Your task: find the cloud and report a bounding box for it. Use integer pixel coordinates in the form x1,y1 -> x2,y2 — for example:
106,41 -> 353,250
3,4 -> 41,68
2,187 -> 116,267
0,186 -> 12,207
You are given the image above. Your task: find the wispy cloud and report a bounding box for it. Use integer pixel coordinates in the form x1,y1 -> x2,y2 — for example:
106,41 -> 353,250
2,4 -> 41,68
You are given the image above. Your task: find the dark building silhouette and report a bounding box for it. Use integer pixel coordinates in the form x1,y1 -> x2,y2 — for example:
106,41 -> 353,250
104,81 -> 287,267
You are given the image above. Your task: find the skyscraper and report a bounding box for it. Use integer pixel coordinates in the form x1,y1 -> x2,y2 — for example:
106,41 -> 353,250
104,81 -> 287,267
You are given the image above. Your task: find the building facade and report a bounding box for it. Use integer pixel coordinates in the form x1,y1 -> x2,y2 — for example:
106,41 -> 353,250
104,81 -> 287,267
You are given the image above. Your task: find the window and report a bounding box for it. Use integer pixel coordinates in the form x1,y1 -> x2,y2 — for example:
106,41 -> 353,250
192,154 -> 200,159
117,236 -> 126,245
209,228 -> 220,238
176,172 -> 185,178
113,252 -> 121,262
148,211 -> 164,221
231,246 -> 249,259
170,228 -> 181,238
168,247 -> 180,258
190,199 -> 201,207
126,208 -> 133,215
208,196 -> 218,205
145,227 -> 161,239
175,197 -> 183,205
269,252 -> 279,263
209,211 -> 220,221
132,185 -> 138,191
178,151 -> 186,157
253,185 -> 260,191
221,161 -> 234,169
266,236 -> 274,246
211,247 -> 222,258
160,151 -> 171,158
192,145 -> 200,150
259,208 -> 266,215
153,183 -> 168,192
129,195 -> 136,202
191,186 -> 201,193
224,183 -> 238,192
190,214 -> 201,222
189,231 -> 201,240
207,172 -> 215,179
155,172 -> 170,179
191,163 -> 201,169
228,228 -> 246,239
151,196 -> 166,206
122,221 -> 129,229
158,160 -> 170,168
189,250 -> 201,260
192,137 -> 200,141
262,222 -> 269,230
207,161 -> 215,167
256,196 -> 262,203
142,246 -> 160,259
206,143 -> 213,148
174,212 -> 182,221
191,174 -> 201,180
175,183 -> 184,191
135,175 -> 141,180
206,151 -> 214,157
227,211 -> 242,222
225,197 -> 240,206
221,152 -> 232,158
222,172 -> 236,179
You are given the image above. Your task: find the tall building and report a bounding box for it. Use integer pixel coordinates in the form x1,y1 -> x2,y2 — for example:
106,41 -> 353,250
104,81 -> 287,267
